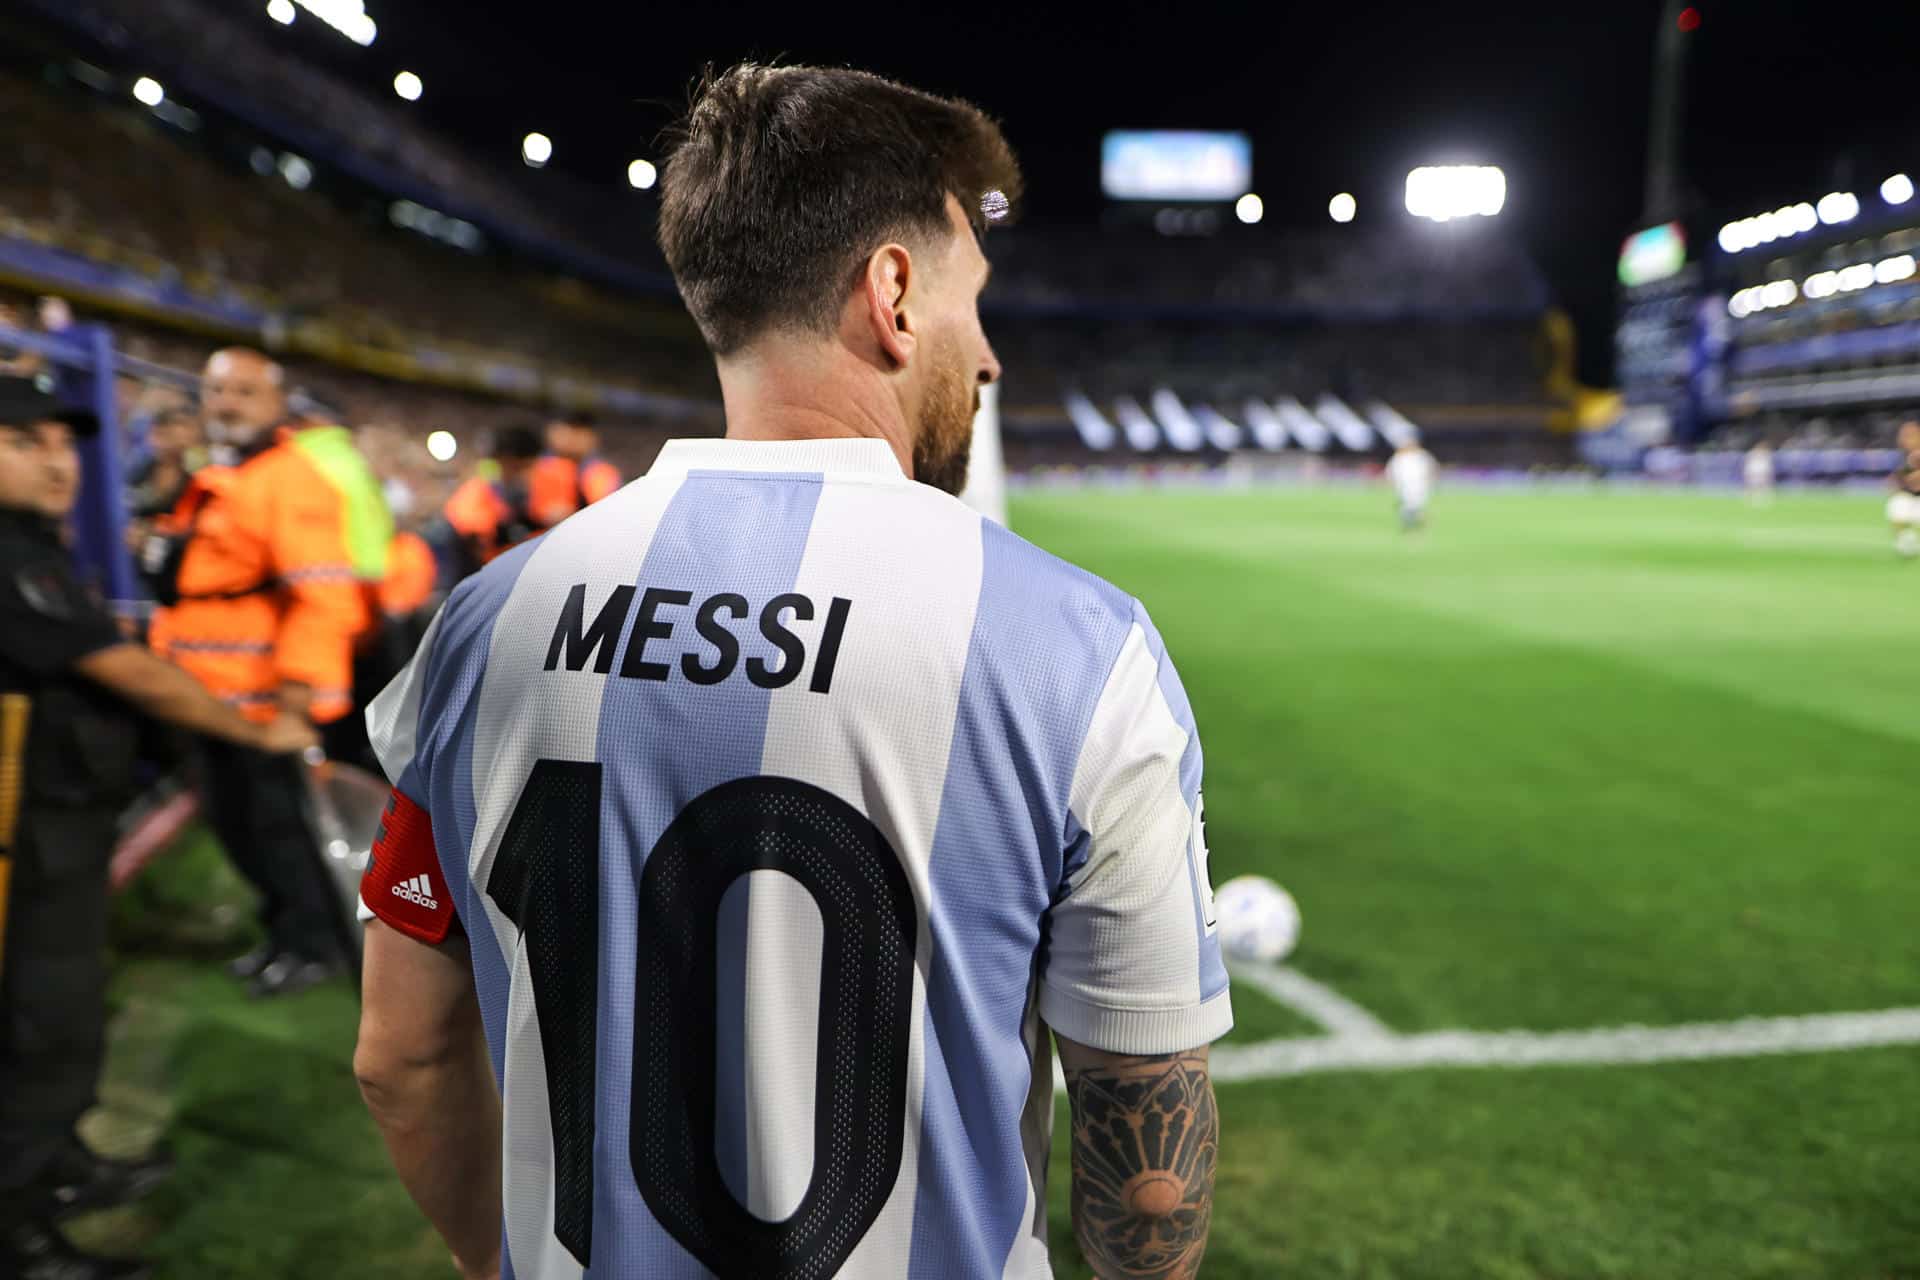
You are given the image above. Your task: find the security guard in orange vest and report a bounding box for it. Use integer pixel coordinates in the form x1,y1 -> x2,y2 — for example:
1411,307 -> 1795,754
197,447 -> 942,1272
0,375 -> 316,1278
147,348 -> 367,997
527,411 -> 621,530
439,425 -> 544,582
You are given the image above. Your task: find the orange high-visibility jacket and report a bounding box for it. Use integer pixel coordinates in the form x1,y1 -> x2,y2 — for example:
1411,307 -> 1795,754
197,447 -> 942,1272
378,530 -> 438,618
152,429 -> 369,724
527,453 -> 621,529
441,475 -> 524,566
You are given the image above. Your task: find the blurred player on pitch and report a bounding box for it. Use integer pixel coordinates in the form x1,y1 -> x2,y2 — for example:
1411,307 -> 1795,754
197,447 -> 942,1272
1743,438 -> 1775,507
352,63 -> 1228,1280
1887,420 -> 1920,559
1387,437 -> 1437,532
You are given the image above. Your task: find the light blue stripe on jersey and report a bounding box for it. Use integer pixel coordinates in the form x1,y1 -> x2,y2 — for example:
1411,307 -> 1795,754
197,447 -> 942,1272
588,470 -> 825,1278
409,535 -> 544,1084
908,520 -> 1135,1278
403,536 -> 543,1280
1129,604 -> 1228,1004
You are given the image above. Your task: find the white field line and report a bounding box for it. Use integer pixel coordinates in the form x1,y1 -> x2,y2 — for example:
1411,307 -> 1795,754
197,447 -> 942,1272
1049,962 -> 1920,1093
1208,1006 -> 1920,1085
1231,961 -> 1392,1039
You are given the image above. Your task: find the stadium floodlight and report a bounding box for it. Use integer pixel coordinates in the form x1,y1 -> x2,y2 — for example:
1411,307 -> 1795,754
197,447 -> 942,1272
1760,279 -> 1797,309
278,152 -> 313,190
1723,202 -> 1823,253
291,0 -> 375,45
266,0 -> 296,23
1328,192 -> 1357,223
1875,254 -> 1917,285
1802,270 -> 1840,300
1816,191 -> 1859,225
1235,193 -> 1264,225
1404,165 -> 1505,222
132,76 -> 164,107
1726,291 -> 1751,319
393,71 -> 422,101
627,158 -> 657,190
522,132 -> 552,167
1838,263 -> 1875,292
426,430 -> 458,462
1883,173 -> 1915,206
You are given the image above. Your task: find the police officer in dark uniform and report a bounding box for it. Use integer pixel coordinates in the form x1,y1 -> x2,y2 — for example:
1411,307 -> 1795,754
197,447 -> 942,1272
0,375 -> 317,1279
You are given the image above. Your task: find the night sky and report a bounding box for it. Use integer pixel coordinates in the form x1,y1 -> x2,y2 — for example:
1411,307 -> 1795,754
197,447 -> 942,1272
281,1 -> 1920,382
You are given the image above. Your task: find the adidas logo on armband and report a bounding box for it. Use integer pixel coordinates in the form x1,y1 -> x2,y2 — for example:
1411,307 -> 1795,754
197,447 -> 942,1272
391,874 -> 440,911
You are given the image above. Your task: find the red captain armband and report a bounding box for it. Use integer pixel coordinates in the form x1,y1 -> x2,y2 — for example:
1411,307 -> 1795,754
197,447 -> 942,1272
362,788 -> 456,945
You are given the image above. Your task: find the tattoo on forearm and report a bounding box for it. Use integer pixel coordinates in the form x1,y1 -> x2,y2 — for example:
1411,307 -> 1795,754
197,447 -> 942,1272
1066,1052 -> 1219,1280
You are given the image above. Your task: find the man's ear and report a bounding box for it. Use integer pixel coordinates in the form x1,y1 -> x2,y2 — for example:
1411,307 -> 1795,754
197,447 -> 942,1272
861,243 -> 917,371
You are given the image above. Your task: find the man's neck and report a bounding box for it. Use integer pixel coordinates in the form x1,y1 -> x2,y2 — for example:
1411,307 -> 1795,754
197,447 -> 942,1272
716,344 -> 914,479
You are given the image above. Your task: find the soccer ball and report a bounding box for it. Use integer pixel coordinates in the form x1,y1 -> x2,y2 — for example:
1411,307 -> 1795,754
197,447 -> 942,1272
1214,875 -> 1301,963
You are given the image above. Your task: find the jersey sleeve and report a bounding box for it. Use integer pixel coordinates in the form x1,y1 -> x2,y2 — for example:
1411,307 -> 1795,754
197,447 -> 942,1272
1040,601 -> 1232,1056
365,604 -> 443,797
0,554 -> 126,677
359,608 -> 459,942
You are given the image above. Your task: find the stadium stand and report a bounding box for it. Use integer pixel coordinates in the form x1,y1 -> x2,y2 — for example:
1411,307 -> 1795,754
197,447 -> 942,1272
2,0 -> 1573,483
0,69 -> 707,384
15,0 -> 660,284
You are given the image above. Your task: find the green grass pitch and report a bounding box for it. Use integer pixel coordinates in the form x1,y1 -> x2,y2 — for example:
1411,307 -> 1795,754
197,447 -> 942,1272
85,484 -> 1920,1278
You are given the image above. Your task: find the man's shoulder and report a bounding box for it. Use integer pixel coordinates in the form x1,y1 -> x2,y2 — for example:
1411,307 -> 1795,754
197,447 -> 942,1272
435,534 -> 546,642
0,534 -> 114,640
819,480 -> 1138,629
979,516 -> 1135,623
239,438 -> 333,499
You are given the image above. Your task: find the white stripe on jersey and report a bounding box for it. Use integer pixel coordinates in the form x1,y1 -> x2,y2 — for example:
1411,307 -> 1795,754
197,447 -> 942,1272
758,473 -> 987,1272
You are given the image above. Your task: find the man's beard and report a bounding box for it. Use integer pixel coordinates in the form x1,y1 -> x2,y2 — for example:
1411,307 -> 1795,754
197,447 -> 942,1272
911,343 -> 977,497
210,417 -> 265,447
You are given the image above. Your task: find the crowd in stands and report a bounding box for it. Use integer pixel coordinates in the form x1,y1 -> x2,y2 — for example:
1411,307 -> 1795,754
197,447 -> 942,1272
0,62 -> 712,397
994,314 -> 1549,418
17,0 -> 649,277
984,225 -> 1548,314
1700,409 -> 1907,455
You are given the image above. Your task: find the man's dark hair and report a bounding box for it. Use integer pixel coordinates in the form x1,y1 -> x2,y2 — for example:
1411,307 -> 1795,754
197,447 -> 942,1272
554,410 -> 598,430
493,426 -> 543,461
658,63 -> 1022,356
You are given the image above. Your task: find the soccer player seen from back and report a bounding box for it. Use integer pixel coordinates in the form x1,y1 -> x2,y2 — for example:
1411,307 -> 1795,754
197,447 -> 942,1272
352,62 -> 1230,1280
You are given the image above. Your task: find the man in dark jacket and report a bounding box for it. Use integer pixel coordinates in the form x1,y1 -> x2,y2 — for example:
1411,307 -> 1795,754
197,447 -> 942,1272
0,375 -> 314,1279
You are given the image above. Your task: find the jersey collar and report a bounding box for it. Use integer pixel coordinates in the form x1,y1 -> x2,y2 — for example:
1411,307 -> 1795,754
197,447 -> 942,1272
649,437 -> 907,480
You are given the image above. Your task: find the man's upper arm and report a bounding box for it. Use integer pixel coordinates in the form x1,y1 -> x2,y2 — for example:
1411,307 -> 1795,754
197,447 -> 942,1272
1041,601 -> 1231,1058
359,917 -> 479,1071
